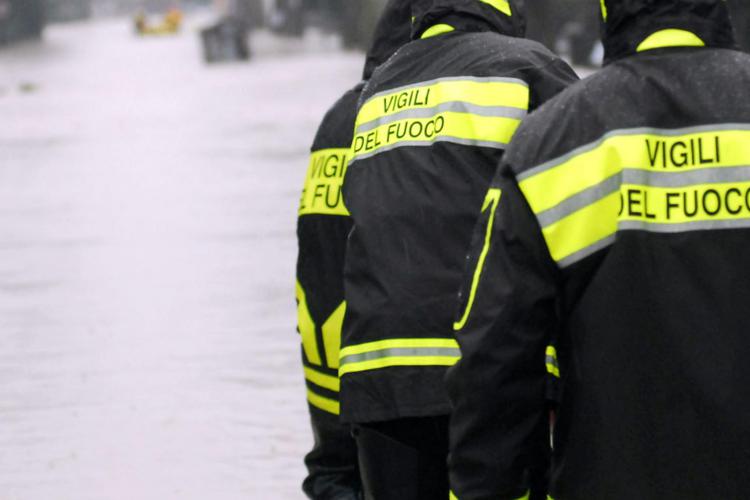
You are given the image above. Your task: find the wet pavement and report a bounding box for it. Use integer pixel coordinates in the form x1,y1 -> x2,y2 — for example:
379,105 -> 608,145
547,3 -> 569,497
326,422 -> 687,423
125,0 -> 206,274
0,14 -> 361,500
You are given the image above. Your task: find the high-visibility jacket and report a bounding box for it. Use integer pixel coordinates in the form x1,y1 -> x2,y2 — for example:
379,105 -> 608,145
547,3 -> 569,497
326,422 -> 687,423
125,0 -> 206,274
296,1 -> 412,497
339,0 -> 578,424
446,0 -> 750,498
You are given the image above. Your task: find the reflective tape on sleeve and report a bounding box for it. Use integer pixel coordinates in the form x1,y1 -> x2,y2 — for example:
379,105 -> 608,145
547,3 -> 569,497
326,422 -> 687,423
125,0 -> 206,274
339,338 -> 460,376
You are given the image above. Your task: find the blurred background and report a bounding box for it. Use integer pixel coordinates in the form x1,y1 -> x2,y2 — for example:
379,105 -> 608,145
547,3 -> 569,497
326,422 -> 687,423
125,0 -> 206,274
0,1 -> 747,500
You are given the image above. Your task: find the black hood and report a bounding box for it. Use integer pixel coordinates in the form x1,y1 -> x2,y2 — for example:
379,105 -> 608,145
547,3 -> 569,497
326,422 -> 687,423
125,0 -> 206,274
410,0 -> 525,40
601,0 -> 737,64
362,0 -> 414,79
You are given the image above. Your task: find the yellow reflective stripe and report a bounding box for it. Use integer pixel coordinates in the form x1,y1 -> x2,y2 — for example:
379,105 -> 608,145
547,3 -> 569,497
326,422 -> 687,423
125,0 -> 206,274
542,191 -> 619,264
546,345 -> 560,378
340,338 -> 459,358
478,0 -> 511,16
299,148 -> 350,217
296,281 -> 322,365
307,388 -> 339,415
322,301 -> 346,370
304,366 -> 340,392
600,0 -> 607,20
339,338 -> 460,376
352,111 -> 520,160
339,355 -> 459,376
449,491 -> 458,500
519,127 -> 750,265
637,29 -> 705,52
421,23 -> 454,39
454,188 -> 502,331
358,77 -> 529,125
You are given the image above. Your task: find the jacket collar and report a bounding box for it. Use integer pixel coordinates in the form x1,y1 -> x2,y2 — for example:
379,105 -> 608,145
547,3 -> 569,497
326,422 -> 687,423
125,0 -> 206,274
601,0 -> 737,64
411,0 -> 525,41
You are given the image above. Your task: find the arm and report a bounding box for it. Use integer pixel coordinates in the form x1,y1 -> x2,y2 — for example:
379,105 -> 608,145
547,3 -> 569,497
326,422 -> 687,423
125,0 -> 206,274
447,165 -> 561,500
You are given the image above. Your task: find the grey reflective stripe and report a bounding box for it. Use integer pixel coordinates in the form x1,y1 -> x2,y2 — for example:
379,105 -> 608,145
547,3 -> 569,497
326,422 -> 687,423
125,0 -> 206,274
536,173 -> 621,228
516,123 -> 750,183
621,165 -> 750,187
558,234 -> 616,269
340,347 -> 461,365
545,354 -> 558,367
619,218 -> 750,233
355,102 -> 527,134
364,75 -> 529,105
349,137 -> 508,164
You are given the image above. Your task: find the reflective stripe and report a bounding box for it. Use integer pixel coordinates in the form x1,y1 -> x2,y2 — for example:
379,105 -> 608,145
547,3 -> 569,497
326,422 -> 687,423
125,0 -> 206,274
449,491 -> 458,500
600,0 -> 607,20
299,148 -> 350,217
546,345 -> 560,378
518,125 -> 750,267
356,101 -> 527,134
478,0 -> 511,16
307,388 -> 339,415
321,301 -> 346,370
352,76 -> 529,161
454,188 -> 502,331
339,338 -> 460,376
358,76 -> 529,125
304,366 -> 340,392
637,29 -> 705,52
351,133 -> 512,163
421,23 -> 454,39
296,281 -> 322,365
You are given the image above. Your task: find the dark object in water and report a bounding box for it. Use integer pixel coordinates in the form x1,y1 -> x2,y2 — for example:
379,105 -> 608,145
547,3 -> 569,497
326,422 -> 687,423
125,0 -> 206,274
200,17 -> 250,64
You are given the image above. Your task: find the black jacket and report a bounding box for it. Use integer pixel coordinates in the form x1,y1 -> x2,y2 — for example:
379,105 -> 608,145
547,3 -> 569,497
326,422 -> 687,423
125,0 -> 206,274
296,1 -> 411,498
447,1 -> 750,499
340,0 -> 578,424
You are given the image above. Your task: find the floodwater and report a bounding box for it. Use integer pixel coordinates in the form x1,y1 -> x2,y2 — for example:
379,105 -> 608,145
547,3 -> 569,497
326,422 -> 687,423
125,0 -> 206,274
0,14 -> 361,500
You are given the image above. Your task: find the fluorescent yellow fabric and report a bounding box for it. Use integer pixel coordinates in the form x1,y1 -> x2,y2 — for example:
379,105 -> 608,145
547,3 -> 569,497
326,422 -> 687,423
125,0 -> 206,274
339,338 -> 460,376
299,148 -> 350,216
518,127 -> 750,267
546,345 -> 560,378
304,366 -> 340,392
296,281 -> 322,365
637,29 -> 705,52
478,0 -> 512,16
307,389 -> 339,414
421,24 -> 455,39
321,301 -> 346,369
454,188 -> 502,331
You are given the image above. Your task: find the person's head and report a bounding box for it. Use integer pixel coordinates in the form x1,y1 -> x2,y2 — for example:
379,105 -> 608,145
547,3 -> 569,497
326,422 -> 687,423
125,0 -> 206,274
410,0 -> 526,41
599,0 -> 737,63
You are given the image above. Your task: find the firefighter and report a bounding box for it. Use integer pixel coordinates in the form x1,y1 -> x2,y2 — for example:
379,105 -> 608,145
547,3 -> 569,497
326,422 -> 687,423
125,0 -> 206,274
295,1 -> 412,498
446,0 -> 750,498
340,1 -> 578,497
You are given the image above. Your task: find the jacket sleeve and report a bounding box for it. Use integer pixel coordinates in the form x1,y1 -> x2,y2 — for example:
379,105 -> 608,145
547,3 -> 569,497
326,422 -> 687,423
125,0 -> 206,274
446,163 -> 561,500
302,405 -> 362,500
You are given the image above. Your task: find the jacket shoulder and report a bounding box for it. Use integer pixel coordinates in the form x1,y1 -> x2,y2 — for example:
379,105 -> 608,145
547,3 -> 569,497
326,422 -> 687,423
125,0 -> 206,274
504,68 -> 618,176
311,83 -> 364,151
